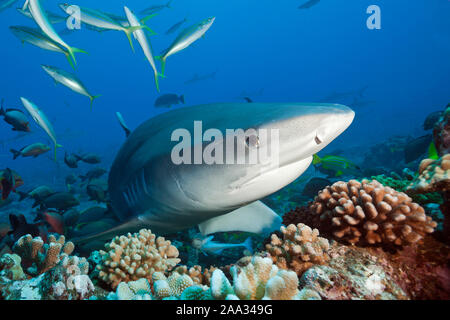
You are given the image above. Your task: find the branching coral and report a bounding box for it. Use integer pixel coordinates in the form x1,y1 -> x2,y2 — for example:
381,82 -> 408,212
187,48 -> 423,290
12,234 -> 75,276
152,271 -> 194,299
1,235 -> 93,300
108,278 -> 153,300
309,180 -> 437,247
265,224 -> 330,276
96,229 -> 180,289
209,256 -> 316,300
171,265 -> 217,286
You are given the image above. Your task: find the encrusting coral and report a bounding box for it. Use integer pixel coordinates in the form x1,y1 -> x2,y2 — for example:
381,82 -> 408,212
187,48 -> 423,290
12,234 -> 75,276
309,179 -> 437,247
406,155 -> 450,194
96,229 -> 180,289
265,223 -> 330,276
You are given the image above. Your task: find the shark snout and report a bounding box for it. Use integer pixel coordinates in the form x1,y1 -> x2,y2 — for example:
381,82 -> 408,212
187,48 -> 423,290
315,105 -> 355,147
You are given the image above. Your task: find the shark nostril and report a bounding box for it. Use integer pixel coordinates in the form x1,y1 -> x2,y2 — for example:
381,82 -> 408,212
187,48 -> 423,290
315,135 -> 322,145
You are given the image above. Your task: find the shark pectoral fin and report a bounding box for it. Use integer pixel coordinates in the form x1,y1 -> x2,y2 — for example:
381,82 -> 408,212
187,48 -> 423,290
198,201 -> 282,236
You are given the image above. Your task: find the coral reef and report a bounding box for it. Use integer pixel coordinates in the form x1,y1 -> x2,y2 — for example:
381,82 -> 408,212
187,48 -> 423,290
407,155 -> 450,240
171,265 -> 217,286
309,180 -> 437,247
299,243 -> 409,300
371,174 -> 443,206
107,278 -> 153,300
265,224 -> 330,276
96,229 -> 180,289
12,234 -> 75,276
209,255 -> 316,300
0,234 -> 94,300
152,270 -> 194,299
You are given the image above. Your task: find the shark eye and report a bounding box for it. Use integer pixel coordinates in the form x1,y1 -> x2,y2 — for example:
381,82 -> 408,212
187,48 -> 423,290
245,134 -> 260,148
315,135 -> 322,145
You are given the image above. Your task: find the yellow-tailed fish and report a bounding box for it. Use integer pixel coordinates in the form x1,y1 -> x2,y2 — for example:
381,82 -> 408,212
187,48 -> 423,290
20,97 -> 61,161
41,65 -> 100,109
9,26 -> 86,69
156,17 -> 215,75
23,0 -> 85,67
59,3 -> 155,52
124,6 -> 162,92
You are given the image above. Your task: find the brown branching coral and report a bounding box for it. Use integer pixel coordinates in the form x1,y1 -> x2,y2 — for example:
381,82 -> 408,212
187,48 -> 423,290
309,180 -> 437,248
265,224 -> 330,276
171,265 -> 217,286
12,234 -> 75,276
96,229 -> 180,289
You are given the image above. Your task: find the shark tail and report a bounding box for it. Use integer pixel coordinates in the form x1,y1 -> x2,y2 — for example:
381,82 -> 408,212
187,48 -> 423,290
242,237 -> 253,254
89,95 -> 102,111
312,154 -> 321,165
0,100 -> 4,116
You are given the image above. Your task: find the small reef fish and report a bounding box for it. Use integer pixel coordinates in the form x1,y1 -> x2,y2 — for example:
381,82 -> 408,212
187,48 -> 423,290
115,112 -> 131,138
0,168 -> 16,200
124,6 -> 162,92
9,26 -> 86,68
18,185 -> 53,202
154,93 -> 185,108
8,214 -> 44,243
35,192 -> 79,211
184,71 -> 217,85
23,0 -> 84,67
140,0 -> 172,15
157,17 -> 216,75
20,97 -> 61,161
41,65 -> 101,109
165,17 -> 188,35
298,0 -> 320,9
192,235 -> 253,256
79,167 -> 107,182
0,0 -> 17,12
0,100 -> 30,132
87,184 -> 108,203
313,154 -> 361,177
75,153 -> 101,164
10,142 -> 51,159
59,3 -> 152,52
64,152 -> 80,168
17,7 -> 65,24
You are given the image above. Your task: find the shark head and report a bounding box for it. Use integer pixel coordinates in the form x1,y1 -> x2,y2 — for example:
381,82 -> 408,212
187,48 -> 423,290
162,103 -> 355,210
108,103 -> 354,232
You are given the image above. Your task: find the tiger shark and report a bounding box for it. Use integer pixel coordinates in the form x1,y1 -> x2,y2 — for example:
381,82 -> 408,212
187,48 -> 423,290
73,102 -> 354,242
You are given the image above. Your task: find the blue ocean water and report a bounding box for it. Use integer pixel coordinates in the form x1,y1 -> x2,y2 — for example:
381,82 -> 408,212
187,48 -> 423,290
1,0 -> 449,182
0,0 -> 449,302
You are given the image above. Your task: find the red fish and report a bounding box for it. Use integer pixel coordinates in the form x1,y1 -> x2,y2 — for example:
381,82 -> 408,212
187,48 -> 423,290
42,211 -> 65,235
0,169 -> 23,200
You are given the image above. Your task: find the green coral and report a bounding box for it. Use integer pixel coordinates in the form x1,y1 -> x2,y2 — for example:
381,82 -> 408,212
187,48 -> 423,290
368,175 -> 443,205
